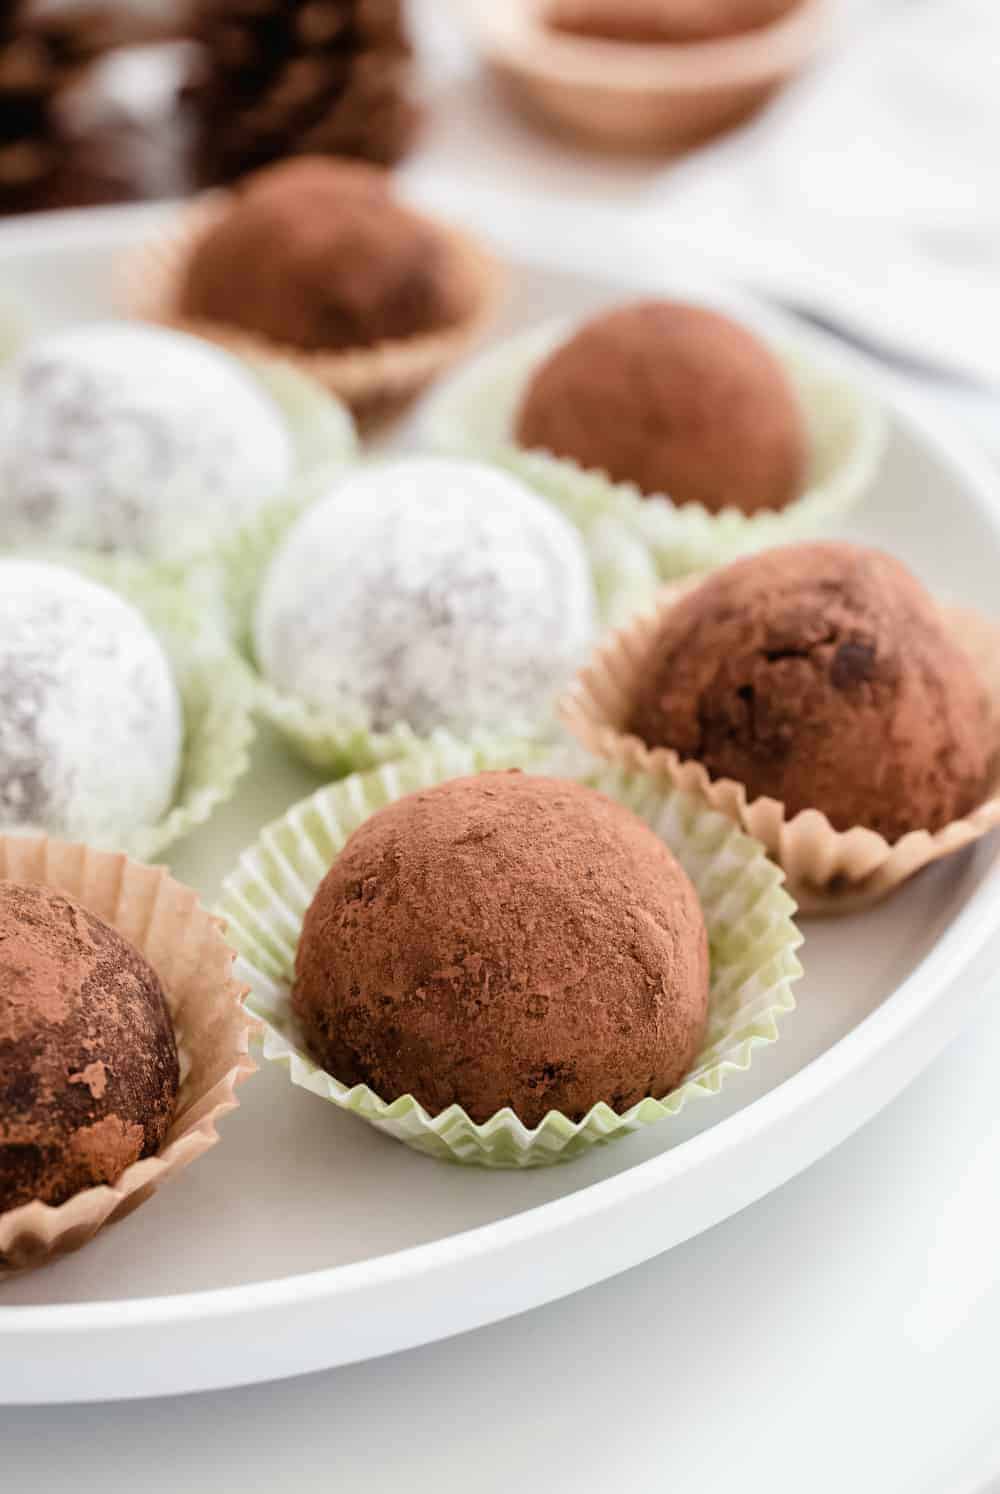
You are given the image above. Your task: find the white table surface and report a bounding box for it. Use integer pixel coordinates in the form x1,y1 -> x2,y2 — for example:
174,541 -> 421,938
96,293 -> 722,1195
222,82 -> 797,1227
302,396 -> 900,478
2,986 -> 999,1493
5,11 -> 1000,1489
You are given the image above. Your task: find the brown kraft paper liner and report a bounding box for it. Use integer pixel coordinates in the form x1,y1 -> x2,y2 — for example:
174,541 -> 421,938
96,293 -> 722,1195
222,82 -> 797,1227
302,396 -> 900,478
0,837 -> 255,1275
476,0 -> 828,154
120,195 -> 505,418
561,580 -> 1000,914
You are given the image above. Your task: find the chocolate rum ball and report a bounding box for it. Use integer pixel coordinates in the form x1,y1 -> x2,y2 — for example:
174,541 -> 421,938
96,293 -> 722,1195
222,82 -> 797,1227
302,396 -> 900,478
628,542 -> 993,839
293,771 -> 710,1126
0,882 -> 179,1212
179,157 -> 478,352
253,459 -> 596,740
516,299 -> 809,514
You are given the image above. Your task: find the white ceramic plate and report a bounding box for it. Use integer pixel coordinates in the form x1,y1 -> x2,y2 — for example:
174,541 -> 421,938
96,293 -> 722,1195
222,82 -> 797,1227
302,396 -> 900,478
1,206 -> 998,1404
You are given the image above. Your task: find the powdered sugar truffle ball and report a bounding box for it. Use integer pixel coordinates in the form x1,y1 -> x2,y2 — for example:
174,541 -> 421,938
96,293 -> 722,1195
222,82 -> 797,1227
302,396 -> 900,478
0,322 -> 294,560
254,459 -> 596,736
0,561 -> 182,844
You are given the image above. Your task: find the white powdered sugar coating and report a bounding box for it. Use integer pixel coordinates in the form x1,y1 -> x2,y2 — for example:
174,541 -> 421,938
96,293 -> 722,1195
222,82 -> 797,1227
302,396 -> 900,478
255,458 -> 597,736
0,561 -> 182,844
0,322 -> 293,560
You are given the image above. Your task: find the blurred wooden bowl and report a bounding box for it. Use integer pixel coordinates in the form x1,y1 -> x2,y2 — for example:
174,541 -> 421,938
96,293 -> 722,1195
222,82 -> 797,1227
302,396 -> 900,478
457,0 -> 829,152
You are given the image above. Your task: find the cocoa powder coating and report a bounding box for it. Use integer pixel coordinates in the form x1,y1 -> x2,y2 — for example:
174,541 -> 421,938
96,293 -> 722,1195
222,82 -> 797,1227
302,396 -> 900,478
293,772 -> 710,1126
627,542 -> 993,840
178,156 -> 478,351
0,882 -> 179,1211
516,300 -> 808,514
547,0 -> 802,44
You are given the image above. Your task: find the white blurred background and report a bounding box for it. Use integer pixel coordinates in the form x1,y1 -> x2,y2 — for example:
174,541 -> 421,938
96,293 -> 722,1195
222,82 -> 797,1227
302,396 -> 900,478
9,0 -> 994,431
408,0 -> 1000,399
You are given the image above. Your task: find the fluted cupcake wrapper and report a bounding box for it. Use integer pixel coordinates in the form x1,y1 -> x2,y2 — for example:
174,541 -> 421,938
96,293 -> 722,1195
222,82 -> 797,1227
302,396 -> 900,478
562,581 -> 1000,914
47,552 -> 257,860
248,356 -> 359,504
420,318 -> 888,580
121,195 -> 505,418
219,736 -> 802,1168
0,837 -> 254,1275
212,459 -> 660,776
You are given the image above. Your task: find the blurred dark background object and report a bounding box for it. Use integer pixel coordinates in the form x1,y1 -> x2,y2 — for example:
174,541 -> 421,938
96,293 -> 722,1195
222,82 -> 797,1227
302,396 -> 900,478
188,0 -> 418,185
0,1 -> 187,212
0,0 -> 419,214
0,0 -> 64,213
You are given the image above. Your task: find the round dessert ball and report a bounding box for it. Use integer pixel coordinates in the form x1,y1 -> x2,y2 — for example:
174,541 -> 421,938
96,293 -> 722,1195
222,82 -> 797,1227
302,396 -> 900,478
0,882 -> 179,1212
516,300 -> 808,514
548,0 -> 801,44
254,459 -> 596,737
293,772 -> 710,1125
178,157 -> 478,352
628,542 -> 993,840
0,322 -> 293,559
0,560 -> 182,845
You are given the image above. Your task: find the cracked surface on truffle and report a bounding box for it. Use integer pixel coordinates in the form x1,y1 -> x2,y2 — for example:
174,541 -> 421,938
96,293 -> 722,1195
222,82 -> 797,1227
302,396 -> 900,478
293,771 -> 710,1126
628,542 -> 993,840
0,882 -> 179,1212
516,300 -> 808,515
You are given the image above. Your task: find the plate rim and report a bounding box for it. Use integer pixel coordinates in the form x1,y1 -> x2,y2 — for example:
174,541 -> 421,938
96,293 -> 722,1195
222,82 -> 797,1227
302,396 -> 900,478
3,370 -> 1000,1337
1,214 -> 998,1374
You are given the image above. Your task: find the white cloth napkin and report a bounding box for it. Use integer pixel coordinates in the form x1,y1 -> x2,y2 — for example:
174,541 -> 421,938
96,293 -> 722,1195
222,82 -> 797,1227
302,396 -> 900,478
405,0 -> 1000,389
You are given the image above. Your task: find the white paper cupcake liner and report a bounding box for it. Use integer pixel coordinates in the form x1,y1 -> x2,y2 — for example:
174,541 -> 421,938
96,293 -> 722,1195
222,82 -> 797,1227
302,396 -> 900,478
219,736 -> 802,1167
0,836 -> 254,1275
562,581 -> 1000,913
248,355 -> 359,500
214,463 -> 659,775
421,317 -> 888,579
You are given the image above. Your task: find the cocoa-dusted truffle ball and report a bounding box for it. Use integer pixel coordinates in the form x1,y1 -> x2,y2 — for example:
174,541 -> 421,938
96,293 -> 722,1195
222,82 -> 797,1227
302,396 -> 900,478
628,542 -> 993,840
178,157 -> 477,352
516,301 -> 808,514
293,772 -> 710,1126
548,0 -> 801,45
0,882 -> 179,1212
